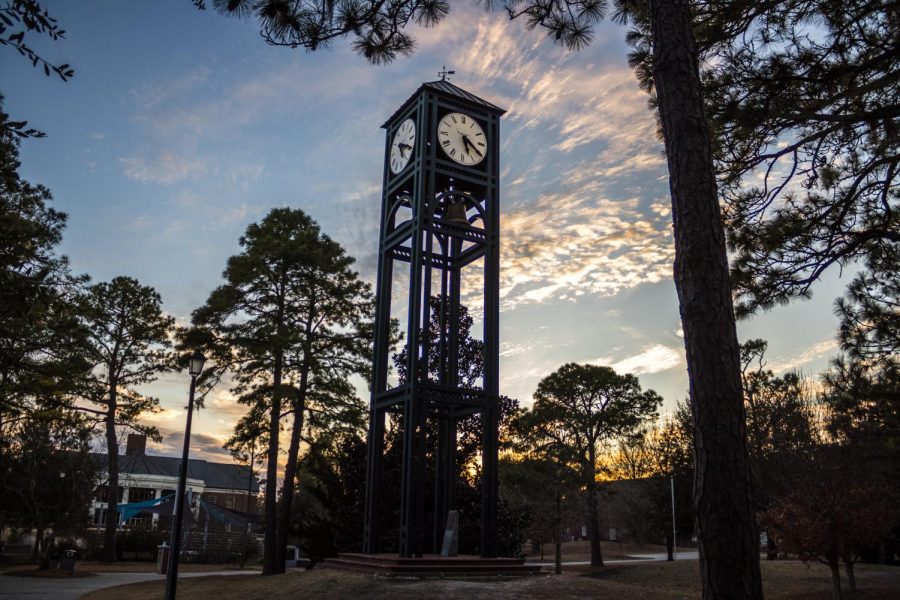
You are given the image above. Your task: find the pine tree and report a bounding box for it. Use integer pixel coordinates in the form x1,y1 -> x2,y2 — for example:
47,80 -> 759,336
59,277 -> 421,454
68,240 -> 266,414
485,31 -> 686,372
77,276 -> 175,561
0,98 -> 86,431
0,101 -> 94,548
192,207 -> 372,575
519,363 -> 661,567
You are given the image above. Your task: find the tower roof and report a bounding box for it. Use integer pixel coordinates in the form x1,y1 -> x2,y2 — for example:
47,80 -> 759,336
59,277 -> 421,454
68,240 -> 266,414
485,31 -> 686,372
382,80 -> 506,128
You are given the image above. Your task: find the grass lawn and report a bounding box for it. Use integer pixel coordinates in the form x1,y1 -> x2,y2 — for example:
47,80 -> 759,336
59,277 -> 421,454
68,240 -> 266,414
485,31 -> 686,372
523,539 -> 672,561
3,567 -> 97,578
80,559 -> 900,600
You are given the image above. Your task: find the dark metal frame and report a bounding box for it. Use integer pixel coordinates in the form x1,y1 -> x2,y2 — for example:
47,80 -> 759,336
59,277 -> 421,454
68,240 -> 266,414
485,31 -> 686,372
364,82 -> 505,558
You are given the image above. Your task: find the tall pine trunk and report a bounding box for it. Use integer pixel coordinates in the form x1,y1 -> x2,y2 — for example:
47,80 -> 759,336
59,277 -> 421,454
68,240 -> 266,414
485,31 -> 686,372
586,446 -> 603,567
276,374 -> 307,573
649,1 -> 763,598
103,387 -> 118,563
276,321 -> 312,573
262,349 -> 284,575
665,526 -> 674,561
554,479 -> 562,575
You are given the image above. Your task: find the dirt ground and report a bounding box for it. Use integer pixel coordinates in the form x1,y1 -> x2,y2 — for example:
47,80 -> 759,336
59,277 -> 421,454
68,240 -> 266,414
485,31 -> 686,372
80,560 -> 900,600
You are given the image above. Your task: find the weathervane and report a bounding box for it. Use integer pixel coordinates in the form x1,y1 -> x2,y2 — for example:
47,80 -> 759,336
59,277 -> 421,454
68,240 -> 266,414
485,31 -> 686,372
438,66 -> 455,81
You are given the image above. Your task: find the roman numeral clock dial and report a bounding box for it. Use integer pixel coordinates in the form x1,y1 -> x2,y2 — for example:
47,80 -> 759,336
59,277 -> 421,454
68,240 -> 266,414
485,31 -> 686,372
437,112 -> 487,166
390,118 -> 416,174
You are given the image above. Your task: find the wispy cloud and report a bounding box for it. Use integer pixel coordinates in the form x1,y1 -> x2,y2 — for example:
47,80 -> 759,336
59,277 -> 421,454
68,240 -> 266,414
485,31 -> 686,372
593,344 -> 683,375
499,193 -> 673,309
500,342 -> 533,357
134,61 -> 380,140
131,67 -> 211,112
121,153 -> 208,184
150,428 -> 231,462
769,339 -> 839,374
413,11 -> 673,310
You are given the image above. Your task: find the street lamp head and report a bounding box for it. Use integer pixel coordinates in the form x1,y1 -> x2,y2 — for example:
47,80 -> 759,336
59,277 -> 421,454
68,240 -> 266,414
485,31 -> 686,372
188,350 -> 206,377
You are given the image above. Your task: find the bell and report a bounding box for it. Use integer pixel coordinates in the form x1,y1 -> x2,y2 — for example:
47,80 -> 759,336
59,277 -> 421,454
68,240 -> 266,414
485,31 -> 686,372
445,201 -> 468,224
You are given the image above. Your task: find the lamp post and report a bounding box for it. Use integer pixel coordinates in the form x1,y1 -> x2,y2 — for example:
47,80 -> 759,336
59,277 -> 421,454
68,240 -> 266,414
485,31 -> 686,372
164,350 -> 205,600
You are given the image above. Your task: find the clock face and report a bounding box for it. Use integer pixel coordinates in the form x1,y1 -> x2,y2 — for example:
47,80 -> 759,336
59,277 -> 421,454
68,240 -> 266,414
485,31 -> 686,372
437,112 -> 486,166
390,118 -> 416,174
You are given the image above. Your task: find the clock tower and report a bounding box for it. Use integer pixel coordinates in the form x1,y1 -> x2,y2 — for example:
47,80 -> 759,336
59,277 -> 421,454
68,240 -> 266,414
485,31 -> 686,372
364,79 -> 505,558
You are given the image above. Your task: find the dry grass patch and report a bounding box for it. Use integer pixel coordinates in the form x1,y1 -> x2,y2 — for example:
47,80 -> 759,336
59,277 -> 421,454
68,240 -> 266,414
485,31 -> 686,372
585,560 -> 900,600
75,561 -> 258,573
3,567 -> 97,578
80,560 -> 900,600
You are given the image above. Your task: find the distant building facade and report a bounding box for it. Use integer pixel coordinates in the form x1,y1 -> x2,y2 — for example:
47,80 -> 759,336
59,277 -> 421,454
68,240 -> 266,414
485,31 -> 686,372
91,434 -> 259,529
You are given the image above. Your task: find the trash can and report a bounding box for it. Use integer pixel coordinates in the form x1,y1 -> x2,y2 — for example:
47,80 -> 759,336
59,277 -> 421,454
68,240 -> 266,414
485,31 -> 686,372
158,543 -> 170,574
59,550 -> 76,573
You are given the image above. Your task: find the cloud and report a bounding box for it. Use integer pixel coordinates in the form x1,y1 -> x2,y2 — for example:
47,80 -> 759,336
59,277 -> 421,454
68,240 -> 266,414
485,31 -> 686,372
134,61 -> 379,140
150,429 -> 231,462
140,407 -> 186,426
131,67 -> 211,112
499,342 -> 533,358
127,215 -> 154,231
201,389 -> 252,421
593,344 -> 683,375
769,339 -> 839,374
121,153 -> 208,184
498,193 -> 674,309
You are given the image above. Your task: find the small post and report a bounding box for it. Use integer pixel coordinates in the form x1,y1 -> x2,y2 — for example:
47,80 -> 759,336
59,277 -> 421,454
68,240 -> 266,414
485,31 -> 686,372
670,476 -> 677,560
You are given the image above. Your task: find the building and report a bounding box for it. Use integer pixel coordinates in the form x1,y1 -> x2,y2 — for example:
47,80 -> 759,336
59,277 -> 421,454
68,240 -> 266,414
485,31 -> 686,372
91,434 -> 259,529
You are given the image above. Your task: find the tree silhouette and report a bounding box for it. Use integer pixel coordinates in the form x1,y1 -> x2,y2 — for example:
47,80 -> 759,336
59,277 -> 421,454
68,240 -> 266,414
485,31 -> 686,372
191,207 -> 372,574
519,363 -> 661,567
1,2 -> 74,138
78,276 -> 175,562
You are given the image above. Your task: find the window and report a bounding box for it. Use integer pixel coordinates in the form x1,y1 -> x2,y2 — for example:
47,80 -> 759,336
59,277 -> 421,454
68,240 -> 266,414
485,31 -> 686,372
127,514 -> 151,527
94,485 -> 124,502
207,494 -> 217,505
226,496 -> 235,509
128,487 -> 155,502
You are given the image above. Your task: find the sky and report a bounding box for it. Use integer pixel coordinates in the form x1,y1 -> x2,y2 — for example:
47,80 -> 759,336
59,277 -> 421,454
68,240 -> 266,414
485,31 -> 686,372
3,1 -> 850,464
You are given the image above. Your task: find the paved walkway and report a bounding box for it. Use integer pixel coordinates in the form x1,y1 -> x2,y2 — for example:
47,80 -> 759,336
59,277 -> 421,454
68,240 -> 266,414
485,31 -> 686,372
1,552 -> 700,598
525,550 -> 699,567
0,570 -> 258,600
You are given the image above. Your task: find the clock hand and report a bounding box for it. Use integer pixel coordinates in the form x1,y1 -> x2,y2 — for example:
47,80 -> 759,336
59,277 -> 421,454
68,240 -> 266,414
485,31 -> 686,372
399,143 -> 412,156
462,135 -> 483,158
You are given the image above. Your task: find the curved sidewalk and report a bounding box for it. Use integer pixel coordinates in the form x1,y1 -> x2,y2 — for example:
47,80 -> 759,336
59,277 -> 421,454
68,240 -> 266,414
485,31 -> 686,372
0,569 -> 258,600
525,550 -> 699,567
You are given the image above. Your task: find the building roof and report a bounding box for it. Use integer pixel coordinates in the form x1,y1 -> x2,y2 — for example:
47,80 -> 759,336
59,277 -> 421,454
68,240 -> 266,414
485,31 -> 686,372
382,80 -> 507,128
91,452 -> 260,493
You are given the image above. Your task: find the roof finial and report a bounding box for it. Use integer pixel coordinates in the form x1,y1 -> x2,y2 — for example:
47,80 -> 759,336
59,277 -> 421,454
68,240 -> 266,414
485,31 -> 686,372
438,66 -> 455,82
